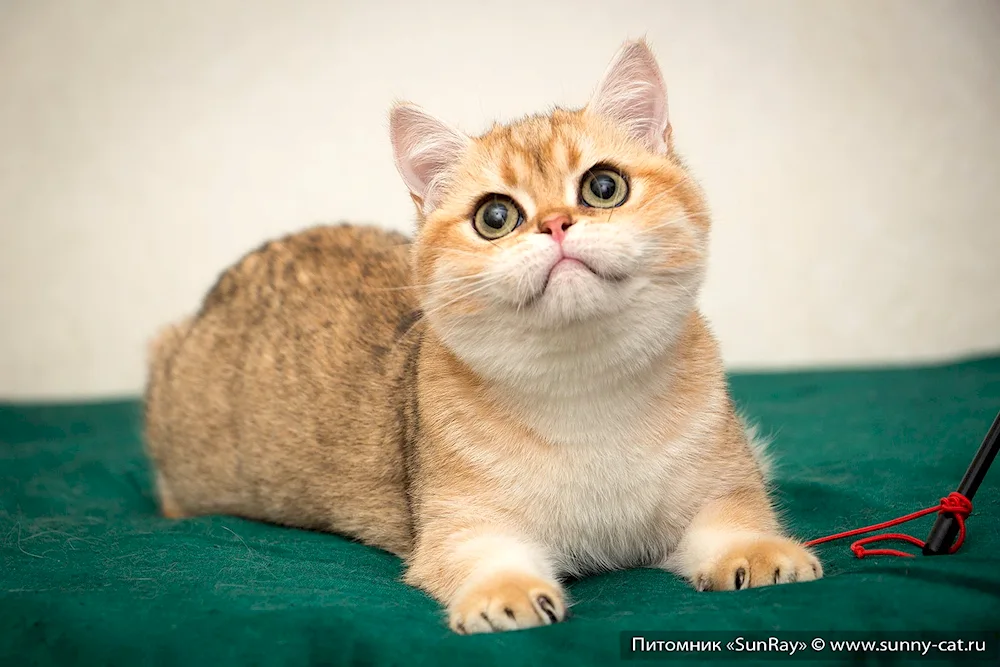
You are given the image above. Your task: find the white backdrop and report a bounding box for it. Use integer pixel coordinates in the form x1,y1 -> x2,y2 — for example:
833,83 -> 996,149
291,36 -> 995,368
1,0 -> 998,398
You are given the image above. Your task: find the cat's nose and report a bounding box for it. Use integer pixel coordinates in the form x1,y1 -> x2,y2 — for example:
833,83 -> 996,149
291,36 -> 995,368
538,213 -> 575,244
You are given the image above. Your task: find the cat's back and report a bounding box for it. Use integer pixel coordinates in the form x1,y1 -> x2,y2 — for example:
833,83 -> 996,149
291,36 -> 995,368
145,224 -> 418,555
198,224 -> 411,317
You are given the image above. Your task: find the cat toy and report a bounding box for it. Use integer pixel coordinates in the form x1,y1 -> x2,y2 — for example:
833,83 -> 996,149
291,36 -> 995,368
804,410 -> 999,558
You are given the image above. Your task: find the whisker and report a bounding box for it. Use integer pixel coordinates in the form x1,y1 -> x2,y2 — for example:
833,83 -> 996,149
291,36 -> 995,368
421,279 -> 496,318
365,273 -> 485,293
638,242 -> 698,252
393,311 -> 427,346
634,211 -> 710,235
386,240 -> 496,260
665,279 -> 698,302
437,247 -> 493,258
658,174 -> 694,196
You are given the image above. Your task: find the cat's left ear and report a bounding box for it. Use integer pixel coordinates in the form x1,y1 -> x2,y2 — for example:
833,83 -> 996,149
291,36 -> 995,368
588,39 -> 672,154
390,103 -> 471,213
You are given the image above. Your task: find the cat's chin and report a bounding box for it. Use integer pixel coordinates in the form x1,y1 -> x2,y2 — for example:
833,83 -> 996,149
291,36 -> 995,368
521,262 -> 634,325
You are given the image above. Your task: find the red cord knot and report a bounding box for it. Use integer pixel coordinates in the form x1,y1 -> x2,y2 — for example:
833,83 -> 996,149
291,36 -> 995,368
939,492 -> 972,518
805,491 -> 974,558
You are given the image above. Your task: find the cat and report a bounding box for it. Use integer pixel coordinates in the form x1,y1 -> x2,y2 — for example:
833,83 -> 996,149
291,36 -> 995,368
144,39 -> 822,634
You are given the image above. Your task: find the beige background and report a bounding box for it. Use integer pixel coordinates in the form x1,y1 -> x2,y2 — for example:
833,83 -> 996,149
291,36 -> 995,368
1,0 -> 998,399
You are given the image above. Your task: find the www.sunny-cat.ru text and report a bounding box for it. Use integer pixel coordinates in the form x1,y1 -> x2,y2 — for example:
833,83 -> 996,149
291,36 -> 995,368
620,632 -> 996,660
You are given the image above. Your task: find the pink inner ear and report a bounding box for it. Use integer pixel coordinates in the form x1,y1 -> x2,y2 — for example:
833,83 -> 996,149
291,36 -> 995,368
390,105 -> 470,210
589,41 -> 670,154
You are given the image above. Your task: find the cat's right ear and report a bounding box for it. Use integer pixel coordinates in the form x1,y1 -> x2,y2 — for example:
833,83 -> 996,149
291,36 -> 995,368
389,103 -> 470,213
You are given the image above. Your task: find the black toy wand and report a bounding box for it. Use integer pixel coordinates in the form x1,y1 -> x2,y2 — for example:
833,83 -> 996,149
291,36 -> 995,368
923,410 -> 1000,555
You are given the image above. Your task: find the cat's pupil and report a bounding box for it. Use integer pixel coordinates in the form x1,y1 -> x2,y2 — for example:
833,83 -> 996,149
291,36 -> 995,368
483,202 -> 509,229
590,174 -> 617,200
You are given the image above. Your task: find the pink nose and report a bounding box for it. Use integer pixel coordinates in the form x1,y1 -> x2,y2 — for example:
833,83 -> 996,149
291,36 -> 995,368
538,213 -> 574,243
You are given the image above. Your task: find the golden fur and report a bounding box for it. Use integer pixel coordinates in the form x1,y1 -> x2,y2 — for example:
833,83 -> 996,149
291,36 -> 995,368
145,39 -> 821,634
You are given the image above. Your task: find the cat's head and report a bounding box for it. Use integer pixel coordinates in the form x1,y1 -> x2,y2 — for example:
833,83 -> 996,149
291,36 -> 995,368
390,40 -> 710,384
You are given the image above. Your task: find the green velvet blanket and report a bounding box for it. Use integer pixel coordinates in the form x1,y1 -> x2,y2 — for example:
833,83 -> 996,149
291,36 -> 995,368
2,356 -> 999,665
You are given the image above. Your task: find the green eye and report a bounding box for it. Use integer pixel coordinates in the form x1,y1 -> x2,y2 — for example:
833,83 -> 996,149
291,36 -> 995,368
580,167 -> 629,208
473,195 -> 523,240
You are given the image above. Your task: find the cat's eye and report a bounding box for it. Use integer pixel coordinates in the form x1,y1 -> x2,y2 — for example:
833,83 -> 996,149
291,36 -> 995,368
472,195 -> 523,240
580,167 -> 629,208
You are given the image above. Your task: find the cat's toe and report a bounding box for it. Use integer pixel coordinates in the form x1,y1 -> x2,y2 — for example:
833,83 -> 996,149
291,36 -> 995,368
448,572 -> 567,634
694,535 -> 822,591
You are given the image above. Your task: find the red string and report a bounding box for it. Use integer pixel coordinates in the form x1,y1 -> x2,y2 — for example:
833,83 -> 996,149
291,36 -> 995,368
804,492 -> 973,558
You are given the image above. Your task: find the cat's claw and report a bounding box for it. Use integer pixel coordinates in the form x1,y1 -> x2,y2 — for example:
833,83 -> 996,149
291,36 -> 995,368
695,535 -> 822,592
448,572 -> 567,634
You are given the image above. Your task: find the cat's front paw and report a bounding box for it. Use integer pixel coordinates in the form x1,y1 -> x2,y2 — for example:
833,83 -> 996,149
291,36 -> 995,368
448,571 -> 567,634
695,535 -> 822,592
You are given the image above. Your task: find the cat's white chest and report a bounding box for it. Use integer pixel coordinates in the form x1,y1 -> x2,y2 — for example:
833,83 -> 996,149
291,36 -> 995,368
496,395 -> 696,576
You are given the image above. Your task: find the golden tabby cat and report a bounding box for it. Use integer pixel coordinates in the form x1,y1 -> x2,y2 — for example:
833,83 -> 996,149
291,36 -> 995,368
145,39 -> 821,634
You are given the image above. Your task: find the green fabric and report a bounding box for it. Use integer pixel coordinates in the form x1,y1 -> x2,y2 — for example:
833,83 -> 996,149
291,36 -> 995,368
2,356 -> 999,666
